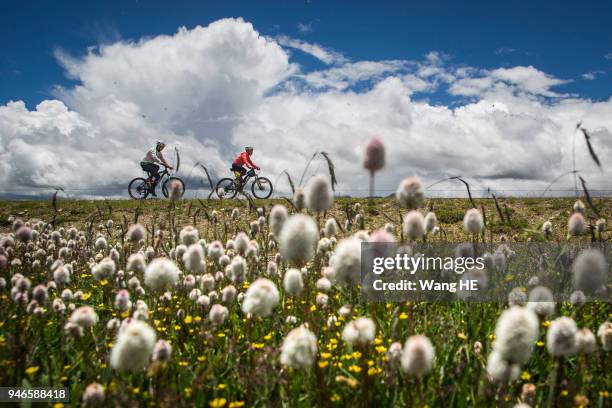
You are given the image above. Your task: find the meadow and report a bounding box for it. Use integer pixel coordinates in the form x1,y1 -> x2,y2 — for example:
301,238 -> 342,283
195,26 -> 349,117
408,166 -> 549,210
0,191 -> 610,408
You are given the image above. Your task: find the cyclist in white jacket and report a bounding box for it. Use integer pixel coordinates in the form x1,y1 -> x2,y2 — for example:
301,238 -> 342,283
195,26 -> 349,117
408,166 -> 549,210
141,141 -> 173,196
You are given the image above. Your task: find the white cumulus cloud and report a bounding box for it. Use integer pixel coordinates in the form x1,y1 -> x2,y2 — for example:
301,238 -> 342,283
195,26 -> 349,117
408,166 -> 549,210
0,18 -> 611,198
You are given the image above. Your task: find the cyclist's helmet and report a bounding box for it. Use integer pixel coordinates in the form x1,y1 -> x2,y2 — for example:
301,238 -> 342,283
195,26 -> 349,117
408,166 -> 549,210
245,146 -> 253,153
156,140 -> 166,149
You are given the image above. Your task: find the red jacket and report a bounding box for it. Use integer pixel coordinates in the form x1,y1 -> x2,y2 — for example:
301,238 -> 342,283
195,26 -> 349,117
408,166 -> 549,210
233,151 -> 257,168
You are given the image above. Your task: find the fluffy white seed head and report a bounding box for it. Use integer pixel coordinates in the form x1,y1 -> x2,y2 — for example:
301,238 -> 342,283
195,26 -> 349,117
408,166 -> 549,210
324,218 -> 338,238
183,244 -> 206,274
69,305 -> 98,328
152,339 -> 172,362
546,316 -> 578,357
527,286 -> 555,317
424,212 -> 437,233
280,325 -> 317,370
209,304 -> 229,325
573,199 -> 586,213
242,278 -> 279,317
396,177 -> 424,209
269,205 -> 288,238
572,249 -> 607,294
305,174 -> 333,213
597,321 -> 612,351
92,257 -> 116,281
463,208 -> 484,234
486,350 -> 520,383
110,320 -> 156,372
567,212 -> 587,236
144,258 -> 179,291
279,214 -> 319,264
179,226 -> 199,246
403,210 -> 425,241
82,383 -> 105,407
493,306 -> 539,364
342,317 -> 376,346
283,268 -> 304,297
127,224 -> 146,243
293,188 -> 306,211
575,328 -> 596,354
329,238 -> 361,285
400,335 -> 435,376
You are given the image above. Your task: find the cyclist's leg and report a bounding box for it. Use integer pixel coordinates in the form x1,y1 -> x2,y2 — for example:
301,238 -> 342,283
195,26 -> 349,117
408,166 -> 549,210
141,163 -> 160,196
231,164 -> 246,184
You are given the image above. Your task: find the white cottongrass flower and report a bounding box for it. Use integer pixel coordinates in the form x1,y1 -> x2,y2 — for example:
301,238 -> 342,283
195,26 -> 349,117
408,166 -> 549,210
144,258 -> 179,291
342,317 -> 376,346
228,256 -> 247,284
527,286 -> 555,317
94,236 -> 107,251
82,383 -> 105,407
293,188 -> 306,211
508,288 -> 528,306
221,285 -> 237,304
324,218 -> 338,238
69,305 -> 98,328
114,290 -> 131,312
207,241 -> 225,262
280,325 -> 317,370
279,214 -> 319,264
570,290 -> 586,306
305,174 -> 333,212
575,328 -> 596,354
269,205 -> 288,238
542,220 -> 553,238
179,226 -> 199,246
183,244 -> 206,274
403,210 -> 425,241
400,335 -> 435,376
242,278 -> 279,317
329,238 -> 361,285
110,320 -> 156,372
91,257 -> 116,281
486,350 -> 520,383
567,212 -> 587,236
283,268 -> 304,297
573,199 -> 586,213
597,321 -> 612,351
492,306 -> 539,364
234,232 -> 250,255
53,265 -> 71,284
127,253 -> 146,274
152,339 -> 172,362
546,316 -> 578,357
424,212 -> 437,233
209,304 -> 229,325
127,224 -> 146,242
396,176 -> 424,209
572,249 -> 607,294
463,208 -> 484,234
316,277 -> 332,292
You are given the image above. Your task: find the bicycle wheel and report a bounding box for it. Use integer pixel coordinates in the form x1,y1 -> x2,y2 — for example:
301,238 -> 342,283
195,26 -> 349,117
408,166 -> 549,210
128,178 -> 150,200
162,177 -> 186,198
251,176 -> 273,199
216,178 -> 239,199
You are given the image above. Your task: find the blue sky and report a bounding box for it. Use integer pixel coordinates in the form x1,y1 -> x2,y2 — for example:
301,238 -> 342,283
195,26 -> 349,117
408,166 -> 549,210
1,1 -> 611,197
2,0 -> 612,107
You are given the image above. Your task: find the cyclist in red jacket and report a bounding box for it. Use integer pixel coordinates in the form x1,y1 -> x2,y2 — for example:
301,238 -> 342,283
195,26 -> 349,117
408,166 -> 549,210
231,146 -> 260,185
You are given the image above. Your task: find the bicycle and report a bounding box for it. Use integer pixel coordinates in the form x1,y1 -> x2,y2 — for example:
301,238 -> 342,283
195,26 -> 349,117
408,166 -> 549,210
128,164 -> 186,199
215,168 -> 273,199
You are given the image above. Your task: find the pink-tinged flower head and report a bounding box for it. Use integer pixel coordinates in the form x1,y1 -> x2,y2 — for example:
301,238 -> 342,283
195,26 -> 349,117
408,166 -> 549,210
363,137 -> 385,173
